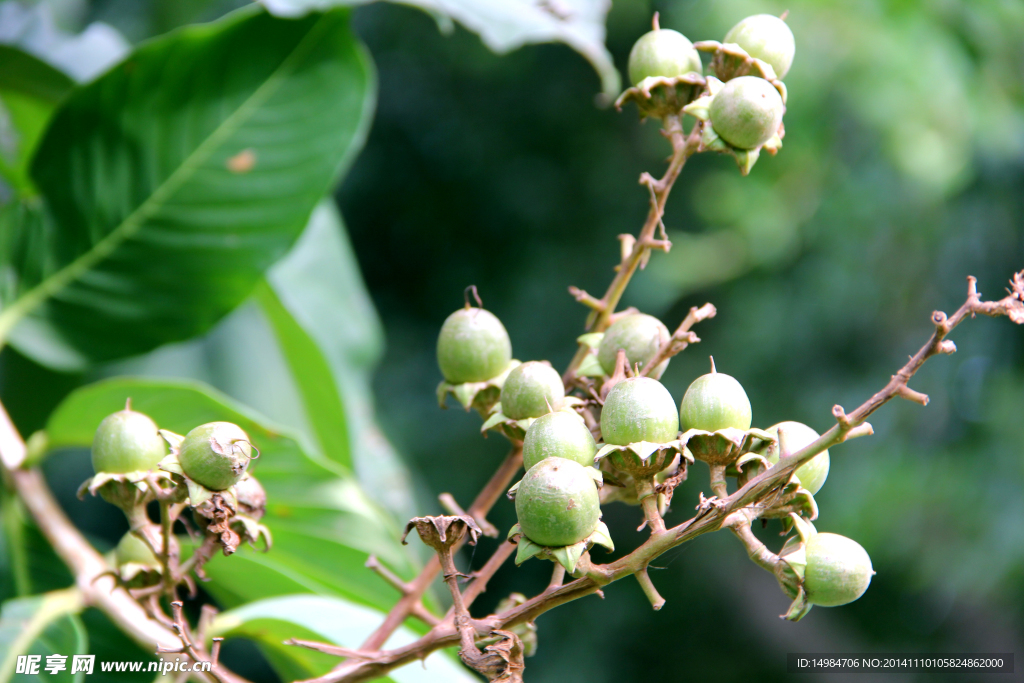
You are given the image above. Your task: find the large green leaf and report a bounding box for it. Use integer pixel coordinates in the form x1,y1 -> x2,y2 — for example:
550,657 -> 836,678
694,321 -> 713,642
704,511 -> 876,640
0,47 -> 73,195
41,378 -> 416,611
0,6 -> 375,369
264,199 -> 418,521
259,0 -> 619,99
0,589 -> 86,683
212,595 -> 479,682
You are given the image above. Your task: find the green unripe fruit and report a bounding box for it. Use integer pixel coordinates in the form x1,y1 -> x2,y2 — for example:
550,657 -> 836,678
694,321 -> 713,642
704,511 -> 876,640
91,405 -> 166,474
515,458 -> 600,547
501,361 -> 564,419
709,76 -> 784,150
597,314 -> 670,379
762,421 -> 830,495
804,533 -> 873,607
437,307 -> 512,384
600,377 -> 679,445
628,28 -> 702,86
178,422 -> 252,491
522,411 -> 597,472
679,362 -> 752,433
724,14 -> 795,79
115,532 -> 159,568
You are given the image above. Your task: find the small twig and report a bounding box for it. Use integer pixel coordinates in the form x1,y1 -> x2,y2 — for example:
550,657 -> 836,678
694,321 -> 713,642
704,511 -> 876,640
641,303 -> 717,376
365,556 -> 440,627
461,541 -> 517,610
439,493 -> 498,537
634,566 -> 665,611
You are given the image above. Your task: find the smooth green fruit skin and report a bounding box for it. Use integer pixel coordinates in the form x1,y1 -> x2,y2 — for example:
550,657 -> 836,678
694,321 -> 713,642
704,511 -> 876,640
523,412 -> 597,472
724,14 -> 795,79
92,409 -> 166,474
804,533 -> 873,607
178,422 -> 252,491
679,372 -> 752,432
601,377 -> 679,446
709,76 -> 784,149
763,421 -> 830,495
115,532 -> 158,567
628,29 -> 702,86
515,458 -> 600,547
597,314 -> 670,378
501,361 -> 565,419
437,307 -> 512,384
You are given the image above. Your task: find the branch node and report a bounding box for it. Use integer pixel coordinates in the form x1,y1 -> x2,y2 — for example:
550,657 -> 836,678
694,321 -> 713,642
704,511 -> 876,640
895,384 -> 930,406
938,340 -> 957,355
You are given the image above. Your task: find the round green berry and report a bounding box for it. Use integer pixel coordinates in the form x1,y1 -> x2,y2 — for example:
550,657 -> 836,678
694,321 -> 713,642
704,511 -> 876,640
523,411 -> 597,472
178,422 -> 253,491
115,531 -> 159,568
628,28 -> 702,86
437,307 -> 512,384
92,405 -> 166,475
597,313 -> 670,379
515,458 -> 600,547
679,361 -> 752,433
762,421 -> 830,495
600,377 -> 679,445
804,532 -> 874,607
724,14 -> 795,79
709,76 -> 784,150
501,361 -> 564,420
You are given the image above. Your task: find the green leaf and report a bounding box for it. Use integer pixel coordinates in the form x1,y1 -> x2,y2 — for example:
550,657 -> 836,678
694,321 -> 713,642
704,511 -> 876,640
211,595 -> 480,682
264,199 -> 416,520
0,589 -> 86,683
0,6 -> 375,369
255,279 -> 352,468
259,0 -> 620,99
0,47 -> 74,195
41,377 -> 417,611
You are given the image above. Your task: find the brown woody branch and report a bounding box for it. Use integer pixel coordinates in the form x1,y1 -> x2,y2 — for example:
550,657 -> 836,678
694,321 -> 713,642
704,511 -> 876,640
299,271 -> 1023,683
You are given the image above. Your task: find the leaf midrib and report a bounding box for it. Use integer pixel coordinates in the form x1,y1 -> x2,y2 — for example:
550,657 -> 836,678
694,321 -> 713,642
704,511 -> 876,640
0,13 -> 330,346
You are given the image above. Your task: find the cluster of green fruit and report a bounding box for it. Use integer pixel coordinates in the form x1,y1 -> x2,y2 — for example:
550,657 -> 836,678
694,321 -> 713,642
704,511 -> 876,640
84,403 -> 267,582
437,302 -> 873,611
619,13 -> 795,174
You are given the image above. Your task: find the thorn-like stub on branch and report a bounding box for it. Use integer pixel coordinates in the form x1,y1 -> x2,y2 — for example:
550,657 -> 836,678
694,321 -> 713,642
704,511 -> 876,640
895,384 -> 929,406
932,310 -> 948,328
832,404 -> 851,428
402,515 -> 482,552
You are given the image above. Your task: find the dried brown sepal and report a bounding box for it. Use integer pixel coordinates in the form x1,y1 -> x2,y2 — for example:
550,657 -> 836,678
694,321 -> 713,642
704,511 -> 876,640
401,515 -> 482,553
614,73 -> 706,121
461,630 -> 525,683
194,492 -> 241,555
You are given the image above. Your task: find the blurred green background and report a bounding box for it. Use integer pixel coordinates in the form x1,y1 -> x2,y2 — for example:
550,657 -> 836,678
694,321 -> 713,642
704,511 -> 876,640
2,0 -> 1023,681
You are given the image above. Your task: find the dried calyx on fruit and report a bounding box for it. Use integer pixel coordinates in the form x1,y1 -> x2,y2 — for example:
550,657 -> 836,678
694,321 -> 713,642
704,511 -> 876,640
80,401 -> 169,515
724,13 -> 795,80
627,16 -> 702,86
507,458 -> 612,574
776,516 -> 874,621
595,377 -> 691,481
436,291 -> 517,413
522,411 -> 597,472
177,422 -> 254,491
597,313 -> 670,379
677,358 -> 769,470
616,13 -> 706,120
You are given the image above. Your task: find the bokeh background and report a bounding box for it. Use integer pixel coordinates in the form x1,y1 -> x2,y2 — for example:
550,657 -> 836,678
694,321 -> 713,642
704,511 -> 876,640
2,0 -> 1023,681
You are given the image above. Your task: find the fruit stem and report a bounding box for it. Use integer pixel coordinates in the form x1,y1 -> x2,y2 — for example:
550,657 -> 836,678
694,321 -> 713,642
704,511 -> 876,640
636,476 -> 666,534
634,566 -> 665,610
709,464 -> 728,499
651,11 -> 660,31
725,510 -> 780,573
563,114 -> 701,384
